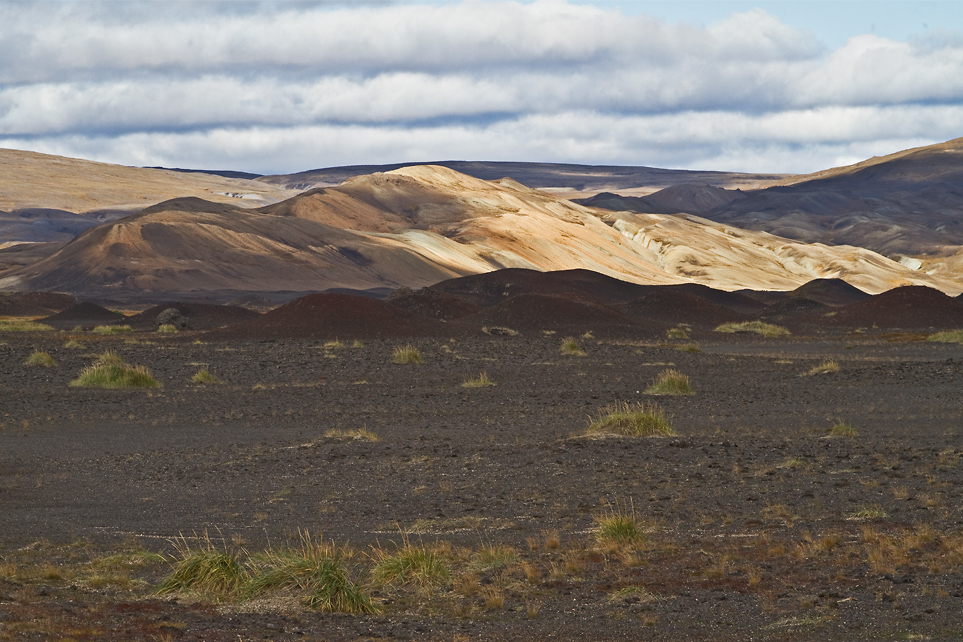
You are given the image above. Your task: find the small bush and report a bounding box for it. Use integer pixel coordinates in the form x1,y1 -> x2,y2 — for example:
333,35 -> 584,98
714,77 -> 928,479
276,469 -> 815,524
560,337 -> 586,356
92,324 -> 133,335
25,351 -> 57,367
461,372 -> 496,388
587,402 -> 675,437
806,360 -> 839,375
595,508 -> 644,548
70,353 -> 160,388
371,541 -> 450,589
714,321 -> 789,338
644,369 -> 693,395
927,330 -> 963,344
0,319 -> 52,332
827,421 -> 858,437
156,324 -> 178,333
156,537 -> 247,600
392,345 -> 422,364
191,369 -> 220,384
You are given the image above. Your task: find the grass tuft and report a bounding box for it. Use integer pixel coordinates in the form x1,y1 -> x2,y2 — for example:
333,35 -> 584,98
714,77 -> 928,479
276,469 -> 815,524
714,321 -> 790,338
850,505 -> 888,520
25,351 -> 57,367
587,401 -> 675,437
826,421 -> 858,437
0,319 -> 52,332
156,535 -> 247,600
482,326 -> 519,337
560,337 -> 586,356
461,372 -> 496,388
595,505 -> 644,548
666,327 -> 689,340
191,369 -> 220,384
92,324 -> 133,335
70,353 -> 160,388
927,330 -> 963,344
371,539 -> 450,589
323,429 -> 380,442
156,323 -> 178,333
806,360 -> 839,375
392,345 -> 423,364
644,369 -> 693,395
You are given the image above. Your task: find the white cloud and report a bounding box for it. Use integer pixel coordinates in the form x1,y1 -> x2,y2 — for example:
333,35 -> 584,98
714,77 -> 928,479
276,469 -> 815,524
0,0 -> 961,173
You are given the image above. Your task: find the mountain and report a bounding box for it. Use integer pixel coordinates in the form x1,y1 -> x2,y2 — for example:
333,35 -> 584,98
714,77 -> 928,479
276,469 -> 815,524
1,165 -> 955,301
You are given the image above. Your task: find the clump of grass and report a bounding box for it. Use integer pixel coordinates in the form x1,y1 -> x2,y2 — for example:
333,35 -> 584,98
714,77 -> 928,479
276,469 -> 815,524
392,345 -> 422,364
156,323 -> 178,333
92,324 -> 133,335
644,369 -> 693,395
156,535 -> 248,600
323,428 -> 380,442
247,531 -> 378,613
714,321 -> 790,338
666,326 -> 689,340
560,337 -> 586,356
191,369 -> 220,384
371,540 -> 450,589
351,339 -> 364,348
461,372 -> 496,388
595,506 -> 644,549
323,339 -> 344,349
0,319 -> 52,332
608,585 -> 659,603
64,339 -> 84,349
676,343 -> 701,353
827,421 -> 858,437
482,326 -> 519,337
587,401 -> 675,437
927,330 -> 963,344
25,351 -> 57,367
469,545 -> 518,572
850,505 -> 888,520
806,360 -> 839,375
69,352 -> 160,388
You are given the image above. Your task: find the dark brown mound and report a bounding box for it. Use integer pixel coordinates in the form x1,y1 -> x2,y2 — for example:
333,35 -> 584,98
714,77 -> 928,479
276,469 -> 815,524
756,297 -> 830,328
790,278 -> 870,307
454,293 -> 651,338
39,302 -> 124,330
126,302 -> 261,331
0,291 -> 77,317
214,292 -> 448,340
619,290 -> 749,329
816,285 -> 963,329
388,288 -> 480,321
429,268 -> 649,308
646,283 -> 767,315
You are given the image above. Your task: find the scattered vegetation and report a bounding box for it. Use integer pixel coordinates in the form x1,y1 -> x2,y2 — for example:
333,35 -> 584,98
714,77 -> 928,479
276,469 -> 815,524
461,372 -> 496,388
714,321 -> 790,338
926,329 -> 963,344
392,345 -> 423,364
191,368 -> 220,384
323,429 -> 380,442
24,351 -> 57,367
560,337 -> 586,356
675,343 -> 701,353
482,326 -> 519,336
156,535 -> 248,600
156,323 -> 178,333
0,319 -> 52,332
644,369 -> 693,395
826,421 -> 858,437
92,324 -> 133,335
69,352 -> 161,389
63,339 -> 84,348
806,359 -> 839,375
586,401 -> 675,437
666,326 -> 689,340
371,539 -> 451,589
850,505 -> 888,520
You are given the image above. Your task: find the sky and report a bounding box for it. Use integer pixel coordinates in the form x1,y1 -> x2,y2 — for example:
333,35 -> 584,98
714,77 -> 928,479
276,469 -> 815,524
1,0 -> 962,175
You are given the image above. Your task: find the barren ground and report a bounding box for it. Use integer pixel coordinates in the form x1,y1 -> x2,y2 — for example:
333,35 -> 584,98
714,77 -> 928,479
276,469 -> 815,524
2,329 -> 963,640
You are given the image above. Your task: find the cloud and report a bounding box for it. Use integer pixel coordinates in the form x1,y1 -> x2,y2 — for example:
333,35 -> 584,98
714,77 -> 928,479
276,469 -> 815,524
0,0 -> 961,173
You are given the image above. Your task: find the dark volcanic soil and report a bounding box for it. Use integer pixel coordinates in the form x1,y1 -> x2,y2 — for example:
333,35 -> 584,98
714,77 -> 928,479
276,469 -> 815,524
2,327 -> 963,641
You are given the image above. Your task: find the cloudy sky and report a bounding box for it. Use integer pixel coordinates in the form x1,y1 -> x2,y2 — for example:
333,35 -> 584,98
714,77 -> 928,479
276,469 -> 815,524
1,0 -> 962,175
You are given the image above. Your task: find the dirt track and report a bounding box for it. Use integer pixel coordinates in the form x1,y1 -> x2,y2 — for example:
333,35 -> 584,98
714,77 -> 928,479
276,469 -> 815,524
2,330 -> 963,640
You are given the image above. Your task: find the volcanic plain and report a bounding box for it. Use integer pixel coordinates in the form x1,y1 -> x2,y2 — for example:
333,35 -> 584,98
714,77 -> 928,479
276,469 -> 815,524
2,271 -> 963,641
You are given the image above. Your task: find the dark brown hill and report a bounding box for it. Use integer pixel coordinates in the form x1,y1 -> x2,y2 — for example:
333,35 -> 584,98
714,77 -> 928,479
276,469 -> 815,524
126,302 -> 260,331
817,285 -> 963,330
577,184 -> 742,215
387,289 -> 481,322
0,291 -> 77,317
453,293 -> 647,338
215,293 -> 448,340
39,302 -> 124,330
790,278 -> 870,307
619,290 -> 749,329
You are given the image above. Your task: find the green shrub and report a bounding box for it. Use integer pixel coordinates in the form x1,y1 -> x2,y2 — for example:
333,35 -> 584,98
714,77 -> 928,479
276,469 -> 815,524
644,369 -> 693,395
92,324 -> 133,335
156,537 -> 247,600
392,345 -> 422,364
595,508 -> 644,547
560,337 -> 586,356
714,321 -> 789,338
587,402 -> 675,437
461,372 -> 496,388
70,353 -> 160,388
25,351 -> 57,367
